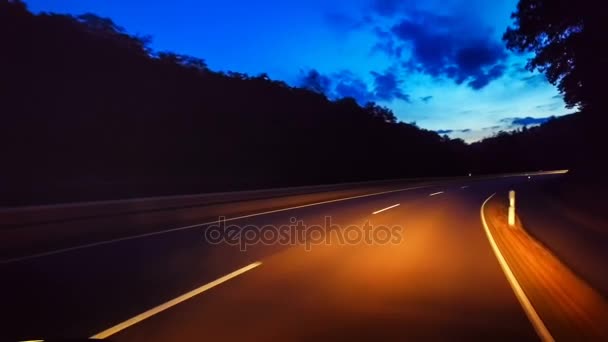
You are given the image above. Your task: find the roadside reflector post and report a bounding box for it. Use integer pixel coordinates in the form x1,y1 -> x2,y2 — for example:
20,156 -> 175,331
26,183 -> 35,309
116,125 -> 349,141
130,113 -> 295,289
508,190 -> 516,227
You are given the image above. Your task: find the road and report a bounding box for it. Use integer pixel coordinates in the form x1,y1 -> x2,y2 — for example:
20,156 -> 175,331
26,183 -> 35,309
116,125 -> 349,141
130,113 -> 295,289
0,174 -> 568,341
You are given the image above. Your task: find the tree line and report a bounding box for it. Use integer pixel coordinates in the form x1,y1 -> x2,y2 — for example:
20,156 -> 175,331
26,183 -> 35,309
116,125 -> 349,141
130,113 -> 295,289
0,0 -> 592,205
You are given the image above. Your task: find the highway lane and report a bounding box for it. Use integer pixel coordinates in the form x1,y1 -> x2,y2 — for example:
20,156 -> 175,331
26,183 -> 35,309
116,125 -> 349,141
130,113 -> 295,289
0,179 -> 452,261
0,174 -> 561,340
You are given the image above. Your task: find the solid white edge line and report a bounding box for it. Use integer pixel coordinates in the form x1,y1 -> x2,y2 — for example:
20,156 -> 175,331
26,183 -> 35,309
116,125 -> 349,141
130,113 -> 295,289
372,203 -> 400,215
480,193 -> 554,342
2,185 -> 434,264
90,261 -> 262,339
429,191 -> 444,196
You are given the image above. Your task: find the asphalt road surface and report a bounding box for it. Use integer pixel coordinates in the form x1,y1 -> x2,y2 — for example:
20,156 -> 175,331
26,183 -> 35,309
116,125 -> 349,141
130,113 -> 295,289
1,173 -> 569,341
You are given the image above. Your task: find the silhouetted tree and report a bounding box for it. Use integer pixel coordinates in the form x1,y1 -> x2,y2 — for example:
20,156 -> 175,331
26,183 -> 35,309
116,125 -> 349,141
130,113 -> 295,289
156,51 -> 208,71
364,103 -> 397,124
0,1 -> 475,205
504,0 -> 608,115
2,0 -> 589,205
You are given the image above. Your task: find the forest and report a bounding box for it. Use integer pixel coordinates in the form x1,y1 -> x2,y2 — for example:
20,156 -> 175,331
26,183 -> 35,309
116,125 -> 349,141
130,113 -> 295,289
0,0 -> 595,205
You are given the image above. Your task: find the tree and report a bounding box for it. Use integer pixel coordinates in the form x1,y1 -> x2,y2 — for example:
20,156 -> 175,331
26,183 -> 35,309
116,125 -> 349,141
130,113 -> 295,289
503,0 -> 608,114
77,13 -> 152,55
363,102 -> 397,124
0,0 -> 479,205
156,51 -> 208,72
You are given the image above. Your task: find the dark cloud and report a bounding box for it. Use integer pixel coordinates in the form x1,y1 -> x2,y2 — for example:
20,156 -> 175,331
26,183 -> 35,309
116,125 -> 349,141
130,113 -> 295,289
368,9 -> 508,89
511,116 -> 552,126
435,128 -> 473,134
328,1 -> 510,91
334,72 -> 374,105
501,116 -> 554,126
468,64 -> 506,90
420,95 -> 433,103
370,69 -> 410,102
455,43 -> 505,75
521,75 -> 536,82
371,28 -> 404,58
483,125 -> 503,130
300,69 -> 332,94
436,128 -> 472,135
299,69 -> 409,105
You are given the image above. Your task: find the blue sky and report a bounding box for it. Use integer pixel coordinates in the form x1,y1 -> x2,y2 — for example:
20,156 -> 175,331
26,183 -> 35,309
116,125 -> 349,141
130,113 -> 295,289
26,0 -> 574,142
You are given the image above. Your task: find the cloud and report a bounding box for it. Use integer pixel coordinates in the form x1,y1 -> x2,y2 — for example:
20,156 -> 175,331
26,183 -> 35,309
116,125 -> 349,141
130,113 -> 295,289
420,95 -> 433,103
435,128 -> 472,135
298,68 -> 409,105
392,17 -> 507,88
300,69 -> 331,94
365,8 -> 508,90
501,116 -> 554,127
370,68 -> 410,102
371,27 -> 404,58
333,71 -> 375,104
483,125 -> 502,130
299,69 -> 372,104
468,64 -> 506,90
451,116 -> 555,142
511,116 -> 553,126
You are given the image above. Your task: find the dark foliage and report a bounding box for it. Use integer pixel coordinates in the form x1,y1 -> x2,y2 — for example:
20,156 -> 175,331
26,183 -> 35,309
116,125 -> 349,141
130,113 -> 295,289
470,114 -> 589,174
504,0 -> 608,176
504,0 -> 608,115
1,0 -> 598,206
0,1 -> 472,205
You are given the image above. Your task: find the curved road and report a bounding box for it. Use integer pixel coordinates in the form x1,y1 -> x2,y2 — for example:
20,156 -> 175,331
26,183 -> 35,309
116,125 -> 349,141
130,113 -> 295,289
1,174 -> 564,341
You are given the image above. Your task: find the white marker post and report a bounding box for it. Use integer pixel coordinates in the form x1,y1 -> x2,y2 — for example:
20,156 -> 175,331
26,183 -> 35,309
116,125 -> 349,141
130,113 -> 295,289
508,190 -> 516,227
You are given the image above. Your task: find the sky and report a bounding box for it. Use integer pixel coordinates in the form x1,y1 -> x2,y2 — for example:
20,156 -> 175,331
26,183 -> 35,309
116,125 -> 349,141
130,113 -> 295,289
26,0 -> 575,142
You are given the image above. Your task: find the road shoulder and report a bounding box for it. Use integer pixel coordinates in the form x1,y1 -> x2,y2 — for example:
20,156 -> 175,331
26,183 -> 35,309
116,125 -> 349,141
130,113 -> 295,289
482,192 -> 608,340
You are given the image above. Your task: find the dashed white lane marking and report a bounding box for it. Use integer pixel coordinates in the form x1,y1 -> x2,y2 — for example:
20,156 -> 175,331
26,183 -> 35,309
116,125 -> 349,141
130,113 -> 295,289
372,203 -> 400,215
2,184 -> 434,264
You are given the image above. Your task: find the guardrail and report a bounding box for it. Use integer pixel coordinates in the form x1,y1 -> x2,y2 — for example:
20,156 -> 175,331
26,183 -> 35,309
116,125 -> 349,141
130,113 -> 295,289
0,176 -> 448,227
0,170 -> 567,228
